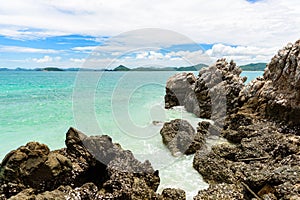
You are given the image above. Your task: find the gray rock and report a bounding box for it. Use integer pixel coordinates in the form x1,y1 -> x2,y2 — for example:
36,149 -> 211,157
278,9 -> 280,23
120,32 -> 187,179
160,119 -> 206,155
0,127 -> 161,200
193,183 -> 246,200
164,72 -> 196,109
164,59 -> 245,124
160,188 -> 185,200
240,40 -> 300,130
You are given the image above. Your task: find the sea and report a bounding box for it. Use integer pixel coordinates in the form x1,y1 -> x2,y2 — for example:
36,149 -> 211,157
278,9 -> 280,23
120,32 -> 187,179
0,70 -> 263,199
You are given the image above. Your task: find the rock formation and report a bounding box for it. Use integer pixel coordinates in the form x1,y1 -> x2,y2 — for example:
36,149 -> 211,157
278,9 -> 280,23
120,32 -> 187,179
238,40 -> 300,130
165,59 -> 247,126
162,40 -> 300,199
164,72 -> 196,109
193,120 -> 300,199
0,127 -> 186,200
160,119 -> 207,155
192,40 -> 300,199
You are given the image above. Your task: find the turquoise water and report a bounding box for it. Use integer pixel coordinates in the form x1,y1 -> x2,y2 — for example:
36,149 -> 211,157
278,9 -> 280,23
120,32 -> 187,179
0,70 -> 263,199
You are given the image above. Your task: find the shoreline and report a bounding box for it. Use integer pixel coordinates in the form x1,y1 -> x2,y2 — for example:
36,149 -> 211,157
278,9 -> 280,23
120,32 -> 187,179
1,40 -> 300,199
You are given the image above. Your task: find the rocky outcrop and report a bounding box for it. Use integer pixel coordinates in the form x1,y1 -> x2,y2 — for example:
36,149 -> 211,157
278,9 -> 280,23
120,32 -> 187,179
165,59 -> 247,127
160,119 -> 207,155
193,183 -> 246,200
164,72 -> 196,109
190,40 -> 300,199
239,40 -> 300,130
7,183 -> 99,200
193,120 -> 300,199
0,127 -> 163,200
160,188 -> 186,200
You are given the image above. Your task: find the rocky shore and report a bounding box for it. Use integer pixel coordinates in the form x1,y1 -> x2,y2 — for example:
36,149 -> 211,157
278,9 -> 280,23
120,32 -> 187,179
1,40 -> 300,200
164,40 -> 300,199
0,128 -> 185,200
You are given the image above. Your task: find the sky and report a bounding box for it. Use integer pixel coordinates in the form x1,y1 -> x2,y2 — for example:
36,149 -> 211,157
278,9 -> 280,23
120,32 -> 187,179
0,0 -> 300,69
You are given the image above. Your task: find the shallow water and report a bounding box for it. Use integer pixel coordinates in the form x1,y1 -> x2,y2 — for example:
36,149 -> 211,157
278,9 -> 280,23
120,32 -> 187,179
0,70 -> 263,199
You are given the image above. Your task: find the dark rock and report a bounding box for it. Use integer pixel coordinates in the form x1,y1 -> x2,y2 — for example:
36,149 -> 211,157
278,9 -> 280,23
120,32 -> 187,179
239,40 -> 300,130
193,183 -> 246,200
152,121 -> 164,126
0,127 -> 161,200
160,188 -> 186,200
164,72 -> 196,109
8,183 -> 99,200
160,119 -> 206,155
0,142 -> 73,197
193,145 -> 238,184
193,119 -> 300,199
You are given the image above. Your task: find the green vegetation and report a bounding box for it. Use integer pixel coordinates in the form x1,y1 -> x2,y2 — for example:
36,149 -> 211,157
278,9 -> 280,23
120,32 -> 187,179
111,63 -> 208,71
43,67 -> 64,71
176,64 -> 208,71
113,65 -> 130,71
0,62 -> 267,72
240,63 -> 266,71
132,67 -> 175,71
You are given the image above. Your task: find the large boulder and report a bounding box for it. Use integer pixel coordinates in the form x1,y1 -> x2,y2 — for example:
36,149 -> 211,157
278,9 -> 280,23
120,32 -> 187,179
164,72 -> 196,109
0,127 -> 161,200
164,59 -> 246,128
160,119 -> 206,155
0,142 -> 73,197
160,188 -> 186,200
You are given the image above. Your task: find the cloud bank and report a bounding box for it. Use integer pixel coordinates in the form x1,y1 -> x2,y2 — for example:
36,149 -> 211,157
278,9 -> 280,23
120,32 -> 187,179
0,0 -> 300,68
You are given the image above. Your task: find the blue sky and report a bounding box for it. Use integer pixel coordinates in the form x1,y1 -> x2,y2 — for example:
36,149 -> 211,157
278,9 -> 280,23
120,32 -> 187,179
0,0 -> 299,68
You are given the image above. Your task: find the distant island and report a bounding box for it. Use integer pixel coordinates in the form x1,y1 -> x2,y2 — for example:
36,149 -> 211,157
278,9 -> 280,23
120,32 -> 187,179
40,67 -> 64,71
240,63 -> 266,71
0,62 -> 266,72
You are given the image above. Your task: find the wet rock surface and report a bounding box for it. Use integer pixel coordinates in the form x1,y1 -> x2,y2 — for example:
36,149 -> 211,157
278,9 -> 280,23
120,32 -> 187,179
193,183 -> 246,200
160,119 -> 208,155
160,188 -> 186,200
0,127 -> 166,200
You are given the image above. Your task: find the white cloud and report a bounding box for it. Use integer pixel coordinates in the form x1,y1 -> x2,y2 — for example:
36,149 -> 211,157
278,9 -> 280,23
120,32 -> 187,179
70,58 -> 86,63
0,0 -> 299,49
0,45 -> 59,53
32,55 -> 52,63
136,52 -> 149,59
2,0 -> 300,68
31,56 -> 61,63
71,46 -> 97,52
206,43 -> 278,64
